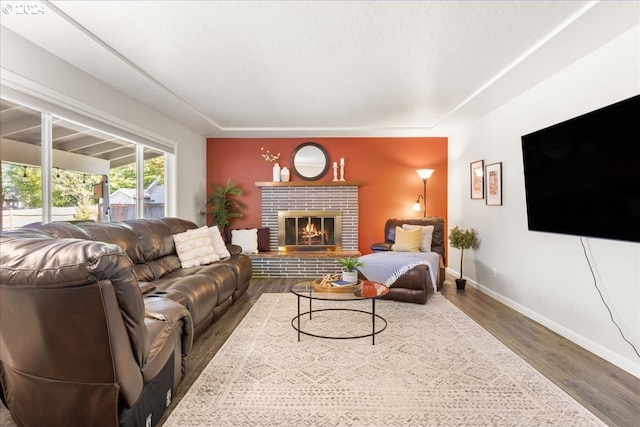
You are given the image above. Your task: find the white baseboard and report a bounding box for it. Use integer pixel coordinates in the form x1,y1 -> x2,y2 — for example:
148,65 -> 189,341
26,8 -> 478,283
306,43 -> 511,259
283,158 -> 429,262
445,268 -> 640,379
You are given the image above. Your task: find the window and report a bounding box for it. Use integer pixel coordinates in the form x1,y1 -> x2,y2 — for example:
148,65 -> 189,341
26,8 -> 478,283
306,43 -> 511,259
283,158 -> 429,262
143,148 -> 166,219
1,98 -> 171,229
108,148 -> 165,221
1,162 -> 42,229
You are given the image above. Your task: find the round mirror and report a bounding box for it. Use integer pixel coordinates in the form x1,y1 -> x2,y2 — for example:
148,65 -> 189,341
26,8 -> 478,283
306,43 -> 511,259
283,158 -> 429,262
291,142 -> 329,181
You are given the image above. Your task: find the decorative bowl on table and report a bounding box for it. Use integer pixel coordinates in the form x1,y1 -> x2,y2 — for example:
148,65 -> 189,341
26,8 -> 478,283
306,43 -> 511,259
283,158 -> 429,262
312,274 -> 363,293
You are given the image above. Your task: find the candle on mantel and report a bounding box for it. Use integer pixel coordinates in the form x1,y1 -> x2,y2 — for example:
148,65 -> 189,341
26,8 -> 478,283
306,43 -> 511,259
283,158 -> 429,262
340,158 -> 345,165
333,161 -> 338,167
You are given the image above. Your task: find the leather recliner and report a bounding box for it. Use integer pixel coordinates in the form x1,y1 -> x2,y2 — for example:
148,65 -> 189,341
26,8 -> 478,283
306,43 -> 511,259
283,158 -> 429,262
23,218 -> 252,338
0,227 -> 193,427
367,217 -> 446,304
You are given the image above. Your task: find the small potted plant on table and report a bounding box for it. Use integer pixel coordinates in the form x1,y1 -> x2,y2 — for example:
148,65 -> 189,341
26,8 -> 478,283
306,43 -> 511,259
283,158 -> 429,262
338,257 -> 364,284
449,226 -> 479,290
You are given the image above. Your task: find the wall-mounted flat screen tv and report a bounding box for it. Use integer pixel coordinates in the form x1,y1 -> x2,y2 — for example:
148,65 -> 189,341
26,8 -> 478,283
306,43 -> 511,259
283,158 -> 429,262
521,94 -> 640,243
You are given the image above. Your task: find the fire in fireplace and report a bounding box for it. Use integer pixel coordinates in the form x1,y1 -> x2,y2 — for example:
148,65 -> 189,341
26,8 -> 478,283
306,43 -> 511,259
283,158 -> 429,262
278,210 -> 342,251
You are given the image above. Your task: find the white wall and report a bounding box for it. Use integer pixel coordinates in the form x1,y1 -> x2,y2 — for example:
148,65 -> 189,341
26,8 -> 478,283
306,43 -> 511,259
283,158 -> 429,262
0,28 -> 206,224
448,25 -> 640,377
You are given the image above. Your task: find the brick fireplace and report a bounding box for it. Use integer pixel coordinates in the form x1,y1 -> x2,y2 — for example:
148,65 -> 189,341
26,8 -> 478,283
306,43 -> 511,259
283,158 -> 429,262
250,181 -> 362,277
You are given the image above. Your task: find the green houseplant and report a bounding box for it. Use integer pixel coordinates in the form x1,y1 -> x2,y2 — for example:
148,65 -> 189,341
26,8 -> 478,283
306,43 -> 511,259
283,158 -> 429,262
449,226 -> 479,290
206,179 -> 246,240
338,257 -> 364,284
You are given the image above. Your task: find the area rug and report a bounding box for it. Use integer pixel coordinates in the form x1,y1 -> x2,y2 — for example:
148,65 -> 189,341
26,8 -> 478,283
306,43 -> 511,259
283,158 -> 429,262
164,294 -> 605,426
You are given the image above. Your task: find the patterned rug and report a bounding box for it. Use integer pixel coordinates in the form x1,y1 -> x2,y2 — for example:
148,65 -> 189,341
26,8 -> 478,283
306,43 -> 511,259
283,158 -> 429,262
164,293 -> 605,426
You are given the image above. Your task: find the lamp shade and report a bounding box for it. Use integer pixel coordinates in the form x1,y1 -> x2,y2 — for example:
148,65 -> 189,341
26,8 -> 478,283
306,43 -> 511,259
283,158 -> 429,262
416,169 -> 435,180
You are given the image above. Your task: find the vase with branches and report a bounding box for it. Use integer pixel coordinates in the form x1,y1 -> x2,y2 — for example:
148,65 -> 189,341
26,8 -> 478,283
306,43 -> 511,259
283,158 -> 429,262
449,226 -> 479,290
206,179 -> 246,241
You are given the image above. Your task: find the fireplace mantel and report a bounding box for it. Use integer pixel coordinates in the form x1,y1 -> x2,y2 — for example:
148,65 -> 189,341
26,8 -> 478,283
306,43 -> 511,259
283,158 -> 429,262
255,181 -> 363,187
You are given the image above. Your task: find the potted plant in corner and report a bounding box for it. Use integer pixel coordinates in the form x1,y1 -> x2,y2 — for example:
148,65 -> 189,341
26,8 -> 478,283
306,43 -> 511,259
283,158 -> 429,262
206,179 -> 247,241
449,226 -> 479,290
338,257 -> 364,284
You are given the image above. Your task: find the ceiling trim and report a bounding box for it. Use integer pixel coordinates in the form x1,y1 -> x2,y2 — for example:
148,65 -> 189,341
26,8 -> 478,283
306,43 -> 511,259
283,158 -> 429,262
44,0 -> 222,134
5,1 -> 635,140
432,0 -> 600,129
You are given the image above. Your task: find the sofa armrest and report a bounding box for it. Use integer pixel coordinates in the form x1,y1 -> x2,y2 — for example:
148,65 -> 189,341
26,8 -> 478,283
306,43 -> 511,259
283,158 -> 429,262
138,281 -> 157,295
371,241 -> 393,252
144,297 -> 193,363
226,243 -> 243,256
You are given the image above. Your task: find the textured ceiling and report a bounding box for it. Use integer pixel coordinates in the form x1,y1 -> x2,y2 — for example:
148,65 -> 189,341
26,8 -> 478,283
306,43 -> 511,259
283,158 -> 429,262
1,0 -> 638,138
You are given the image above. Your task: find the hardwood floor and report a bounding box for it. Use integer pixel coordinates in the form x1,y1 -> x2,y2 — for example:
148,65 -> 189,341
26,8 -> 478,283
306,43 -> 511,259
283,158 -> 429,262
438,279 -> 639,427
2,277 -> 638,426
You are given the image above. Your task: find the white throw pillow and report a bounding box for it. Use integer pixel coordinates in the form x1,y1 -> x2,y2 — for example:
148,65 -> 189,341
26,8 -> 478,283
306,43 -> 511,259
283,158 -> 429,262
173,226 -> 219,268
402,224 -> 435,252
231,228 -> 259,254
209,225 -> 231,259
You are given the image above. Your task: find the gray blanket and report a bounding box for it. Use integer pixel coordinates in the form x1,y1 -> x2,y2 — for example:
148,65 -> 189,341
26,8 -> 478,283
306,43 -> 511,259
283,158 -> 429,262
357,251 -> 440,291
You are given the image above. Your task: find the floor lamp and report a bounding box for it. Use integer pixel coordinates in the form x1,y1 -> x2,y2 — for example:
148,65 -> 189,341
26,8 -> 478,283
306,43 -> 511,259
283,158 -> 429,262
412,169 -> 434,218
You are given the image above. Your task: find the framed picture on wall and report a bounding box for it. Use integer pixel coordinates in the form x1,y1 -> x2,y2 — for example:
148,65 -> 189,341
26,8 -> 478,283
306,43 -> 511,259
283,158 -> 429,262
470,160 -> 484,199
486,162 -> 503,206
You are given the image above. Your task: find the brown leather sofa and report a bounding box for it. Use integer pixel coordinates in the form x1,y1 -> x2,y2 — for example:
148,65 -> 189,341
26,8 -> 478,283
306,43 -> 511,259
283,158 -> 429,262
367,217 -> 446,304
0,217 -> 252,427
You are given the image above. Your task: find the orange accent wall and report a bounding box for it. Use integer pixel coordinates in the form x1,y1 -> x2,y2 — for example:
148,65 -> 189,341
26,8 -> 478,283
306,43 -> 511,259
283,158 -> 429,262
206,137 -> 447,255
